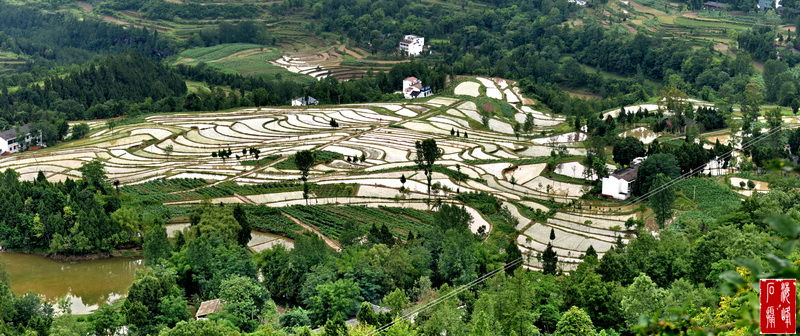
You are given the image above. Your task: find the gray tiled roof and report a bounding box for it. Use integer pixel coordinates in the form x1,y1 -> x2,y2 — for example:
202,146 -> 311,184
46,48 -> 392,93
0,125 -> 31,141
611,165 -> 639,182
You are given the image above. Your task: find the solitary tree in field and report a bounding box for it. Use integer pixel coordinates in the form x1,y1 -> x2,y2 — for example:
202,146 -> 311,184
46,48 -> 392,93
523,113 -> 535,133
549,228 -> 556,240
295,150 -> 315,204
585,245 -> 597,259
414,139 -> 443,199
741,82 -> 763,135
649,173 -> 675,228
542,242 -> 558,275
329,119 -> 339,128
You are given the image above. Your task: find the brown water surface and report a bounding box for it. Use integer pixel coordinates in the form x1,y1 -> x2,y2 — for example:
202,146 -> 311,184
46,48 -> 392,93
0,252 -> 142,314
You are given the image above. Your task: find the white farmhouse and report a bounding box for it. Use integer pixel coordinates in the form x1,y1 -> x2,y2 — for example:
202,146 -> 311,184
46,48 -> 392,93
402,77 -> 433,99
399,35 -> 425,56
0,125 -> 44,155
601,162 -> 641,200
291,96 -> 319,106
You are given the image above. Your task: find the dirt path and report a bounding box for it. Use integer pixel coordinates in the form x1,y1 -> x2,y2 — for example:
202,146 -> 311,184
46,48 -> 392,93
234,194 -> 256,205
283,213 -> 342,251
101,15 -> 132,26
76,1 -> 93,12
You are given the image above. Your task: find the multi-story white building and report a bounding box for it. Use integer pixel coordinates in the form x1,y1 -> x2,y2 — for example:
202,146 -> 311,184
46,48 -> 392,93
402,77 -> 433,99
601,157 -> 644,200
291,96 -> 319,106
399,35 -> 425,57
0,125 -> 44,155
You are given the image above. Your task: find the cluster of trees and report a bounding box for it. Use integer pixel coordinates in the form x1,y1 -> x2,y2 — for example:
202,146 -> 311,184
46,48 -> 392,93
0,1 -> 173,68
0,160 -> 157,255
1,54 -> 186,118
100,0 -> 263,20
0,54 -> 186,145
186,22 -> 275,47
0,271 -> 54,336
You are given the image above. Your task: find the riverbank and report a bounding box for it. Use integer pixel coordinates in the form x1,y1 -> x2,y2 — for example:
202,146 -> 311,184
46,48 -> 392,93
1,248 -> 142,262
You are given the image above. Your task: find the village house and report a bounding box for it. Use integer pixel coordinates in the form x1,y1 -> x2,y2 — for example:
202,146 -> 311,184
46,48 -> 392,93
291,96 -> 319,107
398,35 -> 425,57
402,77 -> 433,99
0,124 -> 44,155
195,299 -> 223,319
758,0 -> 781,9
601,158 -> 644,200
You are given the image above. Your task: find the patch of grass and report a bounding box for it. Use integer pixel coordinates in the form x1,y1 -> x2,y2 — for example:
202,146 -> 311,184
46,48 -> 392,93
473,97 -> 516,119
541,169 -> 591,186
311,183 -> 359,198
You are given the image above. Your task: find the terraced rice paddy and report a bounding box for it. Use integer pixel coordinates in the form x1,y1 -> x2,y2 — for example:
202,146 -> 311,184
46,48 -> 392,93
269,45 -> 406,81
5,77 -> 635,273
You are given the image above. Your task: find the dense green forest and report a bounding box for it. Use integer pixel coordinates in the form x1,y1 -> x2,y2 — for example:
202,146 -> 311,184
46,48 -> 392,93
0,2 -> 173,72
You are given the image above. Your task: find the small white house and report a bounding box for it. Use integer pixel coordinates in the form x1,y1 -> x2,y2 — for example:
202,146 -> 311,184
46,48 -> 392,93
399,35 -> 425,56
291,96 -> 319,107
703,157 -> 733,176
601,160 -> 643,200
402,77 -> 433,99
0,125 -> 44,155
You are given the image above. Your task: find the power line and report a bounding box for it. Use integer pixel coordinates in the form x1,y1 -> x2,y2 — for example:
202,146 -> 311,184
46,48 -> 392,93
368,126 -> 784,335
366,257 -> 525,335
623,125 -> 783,206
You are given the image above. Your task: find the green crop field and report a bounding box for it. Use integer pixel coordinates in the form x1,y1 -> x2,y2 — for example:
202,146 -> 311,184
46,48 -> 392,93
281,205 -> 436,240
175,44 -> 315,82
176,43 -> 266,64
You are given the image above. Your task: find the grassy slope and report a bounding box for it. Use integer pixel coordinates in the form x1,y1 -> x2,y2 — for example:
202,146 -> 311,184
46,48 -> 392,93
174,43 -> 316,83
